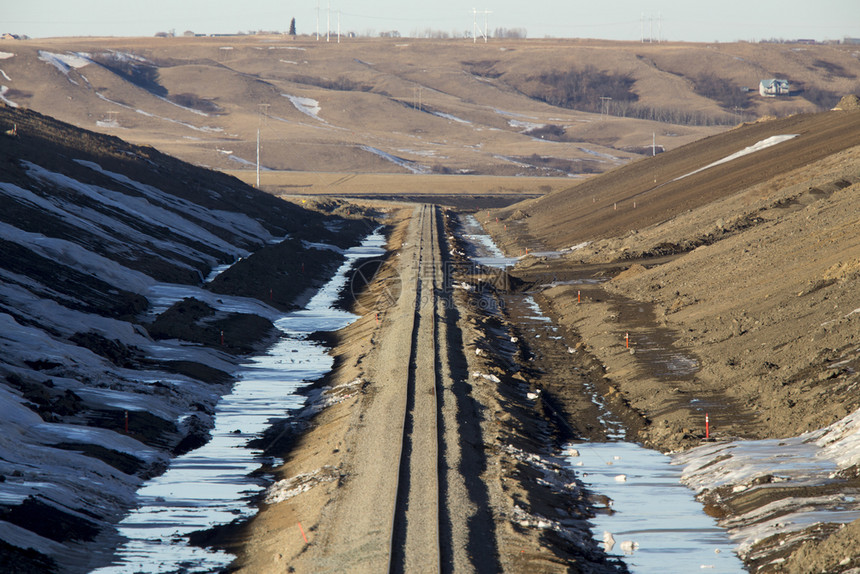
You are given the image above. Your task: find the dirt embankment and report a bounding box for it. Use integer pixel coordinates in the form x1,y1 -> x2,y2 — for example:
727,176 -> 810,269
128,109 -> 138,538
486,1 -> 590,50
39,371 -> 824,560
488,113 -> 860,570
511,143 -> 860,449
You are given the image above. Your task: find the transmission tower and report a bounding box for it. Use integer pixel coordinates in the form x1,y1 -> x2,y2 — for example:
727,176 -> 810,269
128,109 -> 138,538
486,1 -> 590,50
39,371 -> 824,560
472,8 -> 492,43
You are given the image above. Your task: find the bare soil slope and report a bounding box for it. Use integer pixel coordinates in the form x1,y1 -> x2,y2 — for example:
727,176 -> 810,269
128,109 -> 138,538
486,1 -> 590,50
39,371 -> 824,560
490,105 -> 860,571
490,109 -> 860,253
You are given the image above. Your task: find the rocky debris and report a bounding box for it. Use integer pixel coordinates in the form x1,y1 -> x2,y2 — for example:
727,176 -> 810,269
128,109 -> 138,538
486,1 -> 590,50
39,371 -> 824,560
833,94 -> 860,111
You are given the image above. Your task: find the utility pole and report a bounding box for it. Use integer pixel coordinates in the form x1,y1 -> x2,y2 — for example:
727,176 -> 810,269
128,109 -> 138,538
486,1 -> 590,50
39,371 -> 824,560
326,0 -> 330,42
256,104 -> 269,189
337,9 -> 341,43
413,86 -> 423,111
316,0 -> 320,40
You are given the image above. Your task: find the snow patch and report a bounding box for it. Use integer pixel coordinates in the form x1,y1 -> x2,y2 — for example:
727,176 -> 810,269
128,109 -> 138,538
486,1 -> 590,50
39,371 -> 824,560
359,145 -> 429,174
0,85 -> 18,108
433,111 -> 471,124
676,405 -> 860,558
38,50 -> 90,73
0,52 -> 14,59
283,94 -> 324,122
509,119 -> 544,131
675,135 -> 799,181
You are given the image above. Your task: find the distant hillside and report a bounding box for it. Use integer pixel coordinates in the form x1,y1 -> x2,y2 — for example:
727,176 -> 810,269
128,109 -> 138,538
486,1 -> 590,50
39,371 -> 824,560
1,36 -> 859,184
491,107 -> 860,252
0,104 -> 370,572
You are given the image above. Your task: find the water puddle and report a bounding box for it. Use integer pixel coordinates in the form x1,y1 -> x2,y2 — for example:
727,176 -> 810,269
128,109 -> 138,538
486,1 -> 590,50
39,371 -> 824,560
456,215 -> 745,573
461,214 -> 520,268
566,443 -> 742,573
93,230 -> 386,573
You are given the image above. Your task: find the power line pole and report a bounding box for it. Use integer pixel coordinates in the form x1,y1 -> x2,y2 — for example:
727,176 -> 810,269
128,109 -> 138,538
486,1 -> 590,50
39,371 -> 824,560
326,0 -> 330,42
256,104 -> 269,189
316,0 -> 320,40
472,8 -> 492,43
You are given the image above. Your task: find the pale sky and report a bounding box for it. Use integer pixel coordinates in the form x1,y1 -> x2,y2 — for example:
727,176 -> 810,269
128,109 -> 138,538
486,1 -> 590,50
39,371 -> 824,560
3,0 -> 859,42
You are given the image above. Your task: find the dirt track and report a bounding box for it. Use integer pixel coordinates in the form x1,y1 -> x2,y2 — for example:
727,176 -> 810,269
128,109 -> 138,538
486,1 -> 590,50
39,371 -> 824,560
226,205 -> 626,573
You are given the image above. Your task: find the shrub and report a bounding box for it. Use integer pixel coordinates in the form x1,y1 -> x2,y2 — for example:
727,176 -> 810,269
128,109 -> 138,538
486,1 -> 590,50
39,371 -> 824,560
89,53 -> 166,97
524,124 -> 566,140
691,74 -> 751,110
527,66 -> 638,113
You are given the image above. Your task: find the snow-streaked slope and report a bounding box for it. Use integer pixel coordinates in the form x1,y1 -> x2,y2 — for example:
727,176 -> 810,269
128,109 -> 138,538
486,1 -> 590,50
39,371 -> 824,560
0,106 -> 359,572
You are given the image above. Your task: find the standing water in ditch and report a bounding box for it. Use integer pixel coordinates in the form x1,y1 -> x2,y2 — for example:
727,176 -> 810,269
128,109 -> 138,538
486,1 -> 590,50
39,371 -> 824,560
93,230 -> 386,573
458,215 -> 745,573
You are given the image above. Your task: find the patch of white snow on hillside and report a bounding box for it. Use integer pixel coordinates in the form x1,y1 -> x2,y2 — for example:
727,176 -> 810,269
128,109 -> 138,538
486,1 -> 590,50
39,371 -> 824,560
359,145 -> 429,174
94,92 -> 221,132
434,111 -> 471,124
0,86 -> 18,108
21,162 -> 246,264
676,405 -> 860,558
73,160 -> 272,243
283,94 -> 325,122
103,50 -> 150,63
0,220 -> 155,294
228,155 -> 257,168
0,52 -> 14,59
38,50 -> 90,72
578,147 -> 621,161
509,119 -> 544,131
675,134 -> 799,181
494,108 -> 537,120
0,69 -> 11,81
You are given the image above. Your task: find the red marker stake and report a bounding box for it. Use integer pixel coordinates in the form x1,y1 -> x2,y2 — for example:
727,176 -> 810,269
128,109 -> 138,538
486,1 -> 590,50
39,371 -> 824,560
298,521 -> 308,543
124,411 -> 129,434
578,290 -> 581,303
625,332 -> 629,348
706,413 -> 710,439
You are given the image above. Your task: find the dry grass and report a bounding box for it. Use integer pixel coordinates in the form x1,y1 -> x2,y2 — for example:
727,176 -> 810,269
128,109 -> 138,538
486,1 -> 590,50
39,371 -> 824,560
4,35 -> 859,198
226,169 -> 570,204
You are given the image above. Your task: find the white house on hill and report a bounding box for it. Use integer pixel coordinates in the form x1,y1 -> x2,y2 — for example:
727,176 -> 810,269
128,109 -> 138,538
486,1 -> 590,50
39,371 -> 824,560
760,79 -> 790,97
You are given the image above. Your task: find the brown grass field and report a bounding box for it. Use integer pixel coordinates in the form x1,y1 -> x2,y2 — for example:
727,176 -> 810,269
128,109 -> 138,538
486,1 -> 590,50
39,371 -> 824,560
3,34 -> 860,203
